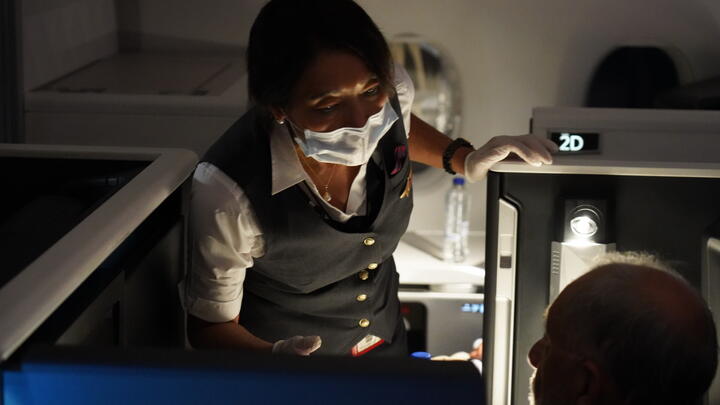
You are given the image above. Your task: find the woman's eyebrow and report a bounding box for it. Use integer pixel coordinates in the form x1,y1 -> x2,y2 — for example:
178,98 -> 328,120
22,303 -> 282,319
364,75 -> 380,86
307,89 -> 339,101
307,75 -> 380,101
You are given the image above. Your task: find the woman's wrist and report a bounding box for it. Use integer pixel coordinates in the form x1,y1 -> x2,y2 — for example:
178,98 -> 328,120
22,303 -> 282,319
452,146 -> 474,175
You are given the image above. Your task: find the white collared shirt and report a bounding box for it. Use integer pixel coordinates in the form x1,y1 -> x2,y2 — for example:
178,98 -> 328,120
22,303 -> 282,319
182,65 -> 414,323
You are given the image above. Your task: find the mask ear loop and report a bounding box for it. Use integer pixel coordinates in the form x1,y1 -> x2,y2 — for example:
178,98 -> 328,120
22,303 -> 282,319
281,112 -> 312,152
280,110 -> 314,160
285,119 -> 305,144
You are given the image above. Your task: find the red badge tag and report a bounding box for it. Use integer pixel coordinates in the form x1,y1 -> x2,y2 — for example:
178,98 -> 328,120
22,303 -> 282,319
351,335 -> 385,357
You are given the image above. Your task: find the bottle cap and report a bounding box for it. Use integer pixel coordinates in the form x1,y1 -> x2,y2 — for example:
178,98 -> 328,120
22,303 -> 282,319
453,177 -> 465,185
410,351 -> 432,359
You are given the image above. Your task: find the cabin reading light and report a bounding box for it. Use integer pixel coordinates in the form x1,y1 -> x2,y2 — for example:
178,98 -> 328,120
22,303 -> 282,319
566,206 -> 602,242
570,216 -> 597,239
551,200 -> 614,301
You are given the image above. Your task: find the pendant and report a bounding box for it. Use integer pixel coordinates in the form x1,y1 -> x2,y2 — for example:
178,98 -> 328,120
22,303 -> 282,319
322,190 -> 332,202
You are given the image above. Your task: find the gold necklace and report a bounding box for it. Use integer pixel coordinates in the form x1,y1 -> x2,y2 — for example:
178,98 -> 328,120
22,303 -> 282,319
298,155 -> 338,202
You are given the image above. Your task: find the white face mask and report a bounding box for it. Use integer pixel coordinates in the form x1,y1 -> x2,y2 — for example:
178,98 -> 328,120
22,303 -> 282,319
288,102 -> 398,166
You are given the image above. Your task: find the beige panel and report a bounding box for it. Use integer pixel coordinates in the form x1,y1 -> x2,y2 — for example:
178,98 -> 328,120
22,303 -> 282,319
40,54 -> 245,96
25,112 -> 238,156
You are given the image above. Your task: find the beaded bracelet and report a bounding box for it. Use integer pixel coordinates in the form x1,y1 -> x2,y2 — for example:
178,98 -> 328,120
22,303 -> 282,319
442,137 -> 474,175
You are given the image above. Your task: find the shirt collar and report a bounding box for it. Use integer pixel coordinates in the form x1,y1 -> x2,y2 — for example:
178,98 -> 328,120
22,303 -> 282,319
270,121 -> 307,195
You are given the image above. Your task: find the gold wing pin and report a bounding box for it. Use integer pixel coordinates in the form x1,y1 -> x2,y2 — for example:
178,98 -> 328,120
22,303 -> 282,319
400,167 -> 413,199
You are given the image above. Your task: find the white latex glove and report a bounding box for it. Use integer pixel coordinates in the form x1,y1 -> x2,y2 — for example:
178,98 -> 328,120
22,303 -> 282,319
272,335 -> 322,356
431,352 -> 471,361
463,135 -> 559,182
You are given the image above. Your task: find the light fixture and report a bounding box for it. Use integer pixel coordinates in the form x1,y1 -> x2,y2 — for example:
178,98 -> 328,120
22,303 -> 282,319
563,203 -> 604,243
569,207 -> 601,240
551,199 -> 614,301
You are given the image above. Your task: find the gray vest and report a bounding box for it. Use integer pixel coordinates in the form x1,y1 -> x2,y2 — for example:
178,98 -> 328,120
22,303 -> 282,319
202,97 -> 412,355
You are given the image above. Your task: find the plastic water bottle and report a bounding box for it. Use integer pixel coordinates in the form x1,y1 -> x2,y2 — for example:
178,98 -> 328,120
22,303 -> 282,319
444,177 -> 470,262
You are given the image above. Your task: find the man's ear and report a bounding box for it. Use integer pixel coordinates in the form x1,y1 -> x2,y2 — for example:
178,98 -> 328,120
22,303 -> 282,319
576,360 -> 604,405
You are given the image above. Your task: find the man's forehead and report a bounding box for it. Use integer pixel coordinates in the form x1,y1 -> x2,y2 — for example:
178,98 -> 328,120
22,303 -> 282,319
544,285 -> 577,339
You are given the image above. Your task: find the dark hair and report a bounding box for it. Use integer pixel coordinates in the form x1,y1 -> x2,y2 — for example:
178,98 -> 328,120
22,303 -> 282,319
246,0 -> 394,112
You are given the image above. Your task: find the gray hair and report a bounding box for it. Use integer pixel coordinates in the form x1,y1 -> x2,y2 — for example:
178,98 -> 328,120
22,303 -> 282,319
559,252 -> 718,405
591,251 -> 675,273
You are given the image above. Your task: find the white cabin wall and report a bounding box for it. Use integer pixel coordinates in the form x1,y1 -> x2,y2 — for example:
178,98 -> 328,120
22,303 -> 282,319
115,0 -> 265,51
357,0 -> 720,232
51,0 -> 720,233
22,0 -> 117,92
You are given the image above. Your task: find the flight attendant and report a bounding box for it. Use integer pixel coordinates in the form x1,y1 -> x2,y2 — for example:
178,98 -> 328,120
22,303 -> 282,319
181,0 -> 556,357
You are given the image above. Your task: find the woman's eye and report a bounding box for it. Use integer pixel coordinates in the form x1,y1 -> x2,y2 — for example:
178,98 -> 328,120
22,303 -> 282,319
364,86 -> 380,96
316,105 -> 337,113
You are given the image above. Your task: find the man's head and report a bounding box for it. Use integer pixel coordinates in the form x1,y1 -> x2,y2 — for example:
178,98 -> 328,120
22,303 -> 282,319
528,252 -> 718,405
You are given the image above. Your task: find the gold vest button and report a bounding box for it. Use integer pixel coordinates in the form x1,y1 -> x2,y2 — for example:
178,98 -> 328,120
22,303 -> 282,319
367,263 -> 378,270
359,319 -> 370,328
363,237 -> 375,246
358,270 -> 369,280
356,294 -> 368,302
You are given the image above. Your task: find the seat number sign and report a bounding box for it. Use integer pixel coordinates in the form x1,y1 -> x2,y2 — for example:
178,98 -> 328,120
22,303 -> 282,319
548,132 -> 600,154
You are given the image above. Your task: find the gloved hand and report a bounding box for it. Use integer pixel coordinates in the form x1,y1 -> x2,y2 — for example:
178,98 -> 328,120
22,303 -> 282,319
464,135 -> 558,182
470,338 -> 483,360
272,335 -> 322,356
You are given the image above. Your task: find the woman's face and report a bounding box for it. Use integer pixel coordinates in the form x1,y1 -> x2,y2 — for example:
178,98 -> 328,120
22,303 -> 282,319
276,50 -> 389,133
